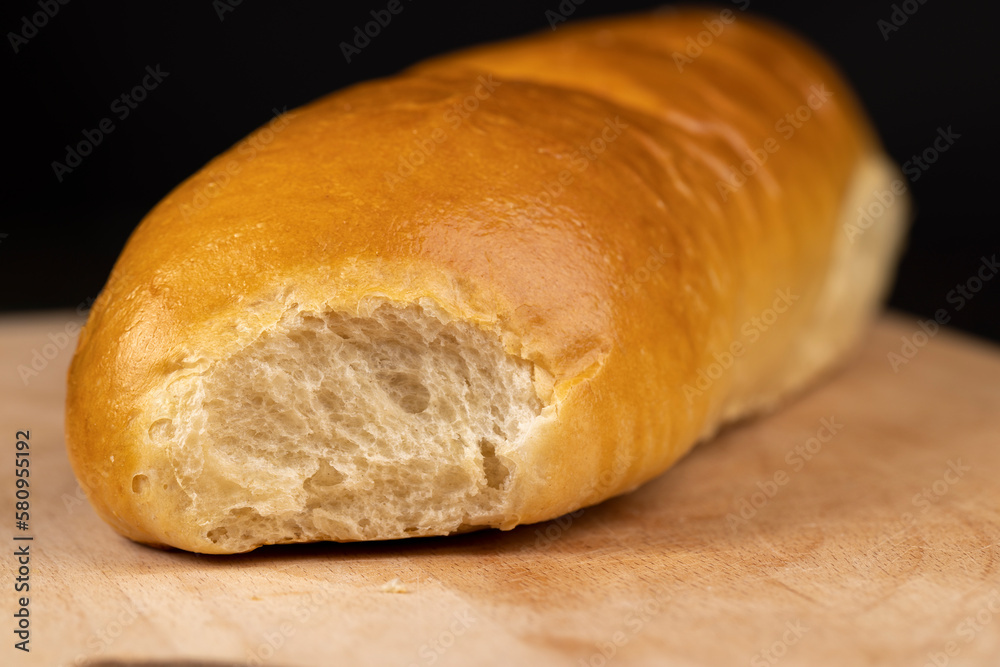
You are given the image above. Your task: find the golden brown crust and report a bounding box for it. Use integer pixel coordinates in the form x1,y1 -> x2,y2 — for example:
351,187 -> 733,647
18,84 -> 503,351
66,10 -> 907,552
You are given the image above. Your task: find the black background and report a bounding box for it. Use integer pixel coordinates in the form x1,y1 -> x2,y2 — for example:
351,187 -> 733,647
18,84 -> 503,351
3,0 -> 997,341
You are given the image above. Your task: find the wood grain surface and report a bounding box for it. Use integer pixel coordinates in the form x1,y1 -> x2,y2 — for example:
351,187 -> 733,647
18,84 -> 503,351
1,311 -> 998,667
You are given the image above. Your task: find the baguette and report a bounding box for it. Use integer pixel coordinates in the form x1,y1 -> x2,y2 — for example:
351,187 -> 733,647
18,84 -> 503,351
66,9 -> 909,553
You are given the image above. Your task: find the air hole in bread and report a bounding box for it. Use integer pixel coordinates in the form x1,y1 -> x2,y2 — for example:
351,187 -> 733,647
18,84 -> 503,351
479,439 -> 509,490
131,474 -> 149,494
167,302 -> 541,551
206,526 -> 227,543
148,418 -> 174,442
378,371 -> 431,414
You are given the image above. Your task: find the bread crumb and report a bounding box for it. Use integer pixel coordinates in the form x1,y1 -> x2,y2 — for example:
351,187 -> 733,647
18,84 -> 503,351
380,578 -> 409,594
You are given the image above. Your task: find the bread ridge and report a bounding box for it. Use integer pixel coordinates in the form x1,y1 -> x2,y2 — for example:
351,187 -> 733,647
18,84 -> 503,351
65,10 -> 909,553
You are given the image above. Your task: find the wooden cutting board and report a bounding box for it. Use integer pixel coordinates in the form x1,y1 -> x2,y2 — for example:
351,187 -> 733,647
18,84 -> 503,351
2,311 -> 998,667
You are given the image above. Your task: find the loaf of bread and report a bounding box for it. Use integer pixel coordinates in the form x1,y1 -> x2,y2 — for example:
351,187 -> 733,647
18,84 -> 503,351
66,9 -> 909,553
